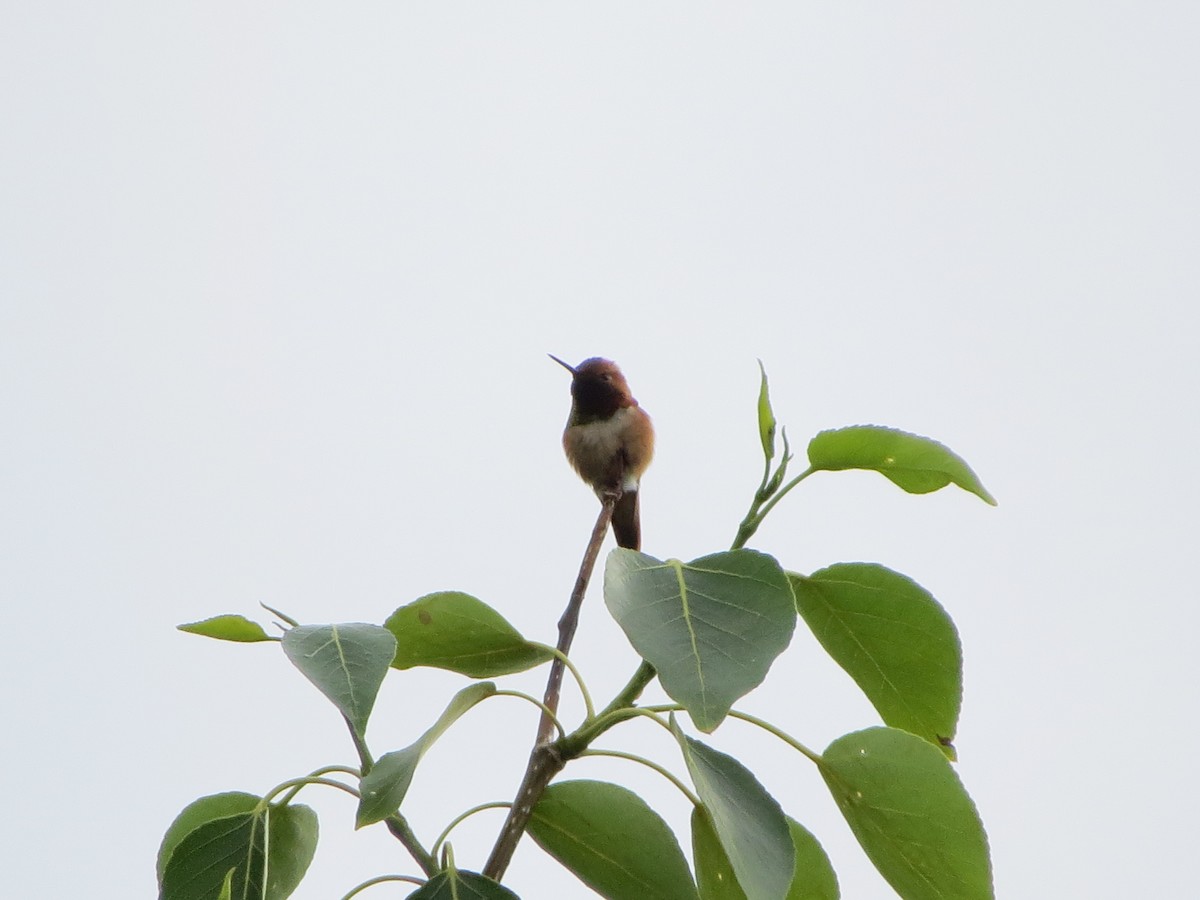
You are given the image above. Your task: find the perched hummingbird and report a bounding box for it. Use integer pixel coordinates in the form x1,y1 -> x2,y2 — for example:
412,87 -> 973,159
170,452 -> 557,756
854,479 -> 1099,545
550,355 -> 655,551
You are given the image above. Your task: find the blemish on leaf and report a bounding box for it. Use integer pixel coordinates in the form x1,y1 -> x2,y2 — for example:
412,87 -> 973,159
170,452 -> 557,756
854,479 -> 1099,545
418,610 -> 432,625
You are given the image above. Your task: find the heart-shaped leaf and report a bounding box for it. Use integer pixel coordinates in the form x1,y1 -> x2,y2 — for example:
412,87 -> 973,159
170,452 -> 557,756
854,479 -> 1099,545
529,780 -> 698,900
791,565 -> 961,756
282,623 -> 396,738
157,792 -> 260,882
606,549 -> 796,732
178,615 -> 273,643
386,592 -> 552,677
819,727 -> 992,899
674,719 -> 794,900
807,426 -> 995,505
157,800 -> 317,900
357,682 -> 496,826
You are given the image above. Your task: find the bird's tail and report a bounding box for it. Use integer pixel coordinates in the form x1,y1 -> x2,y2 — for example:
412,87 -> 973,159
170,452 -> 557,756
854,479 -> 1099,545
612,489 -> 640,550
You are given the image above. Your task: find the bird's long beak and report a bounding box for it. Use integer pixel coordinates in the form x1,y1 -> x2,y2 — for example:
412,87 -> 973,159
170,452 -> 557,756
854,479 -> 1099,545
547,354 -> 576,375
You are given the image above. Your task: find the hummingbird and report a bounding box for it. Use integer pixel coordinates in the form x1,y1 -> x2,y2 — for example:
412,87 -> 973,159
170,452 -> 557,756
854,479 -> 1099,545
550,355 -> 655,551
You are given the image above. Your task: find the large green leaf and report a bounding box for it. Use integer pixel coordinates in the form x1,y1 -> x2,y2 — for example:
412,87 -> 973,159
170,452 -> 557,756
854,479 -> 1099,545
386,591 -> 552,677
157,792 -> 259,882
357,682 -> 496,826
674,719 -> 794,900
178,615 -> 273,643
157,800 -> 318,900
791,565 -> 962,757
408,870 -> 520,900
784,818 -> 839,900
807,426 -> 996,505
606,549 -> 796,732
528,780 -> 698,900
159,812 -> 262,900
819,727 -> 992,900
281,623 -> 396,737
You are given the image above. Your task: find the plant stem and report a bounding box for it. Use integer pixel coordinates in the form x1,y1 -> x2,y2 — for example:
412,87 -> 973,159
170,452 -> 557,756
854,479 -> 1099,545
432,802 -> 513,858
598,659 -> 657,720
276,765 -> 361,806
536,496 -> 614,745
385,815 -> 438,877
483,496 -> 615,880
263,776 -> 361,804
752,465 -> 815,528
493,690 -> 566,739
482,742 -> 565,879
579,748 -> 701,806
339,874 -> 426,899
536,644 -> 596,721
731,459 -> 773,550
561,702 -> 668,756
345,715 -> 374,775
732,465 -> 815,549
726,709 -> 823,765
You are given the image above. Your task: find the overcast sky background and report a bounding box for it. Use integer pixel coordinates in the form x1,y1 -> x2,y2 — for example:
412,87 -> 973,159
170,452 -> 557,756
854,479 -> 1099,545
3,4 -> 1197,898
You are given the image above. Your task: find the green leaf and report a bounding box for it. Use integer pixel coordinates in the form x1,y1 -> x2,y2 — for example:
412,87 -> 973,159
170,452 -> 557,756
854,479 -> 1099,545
819,727 -> 992,900
756,360 -> 777,461
264,804 -> 319,898
177,615 -> 273,643
358,745 -> 420,827
408,870 -> 521,900
807,426 -> 996,505
785,818 -> 839,900
605,549 -> 796,732
386,591 -> 553,677
528,780 -> 699,900
281,623 -> 396,737
674,719 -> 794,900
357,681 -> 497,826
157,792 -> 259,882
159,812 -> 262,900
157,801 -> 318,900
691,806 -> 746,900
790,565 -> 962,757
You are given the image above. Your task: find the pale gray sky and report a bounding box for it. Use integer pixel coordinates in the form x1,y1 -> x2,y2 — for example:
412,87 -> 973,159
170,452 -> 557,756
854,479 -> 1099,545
2,4 -> 1197,898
